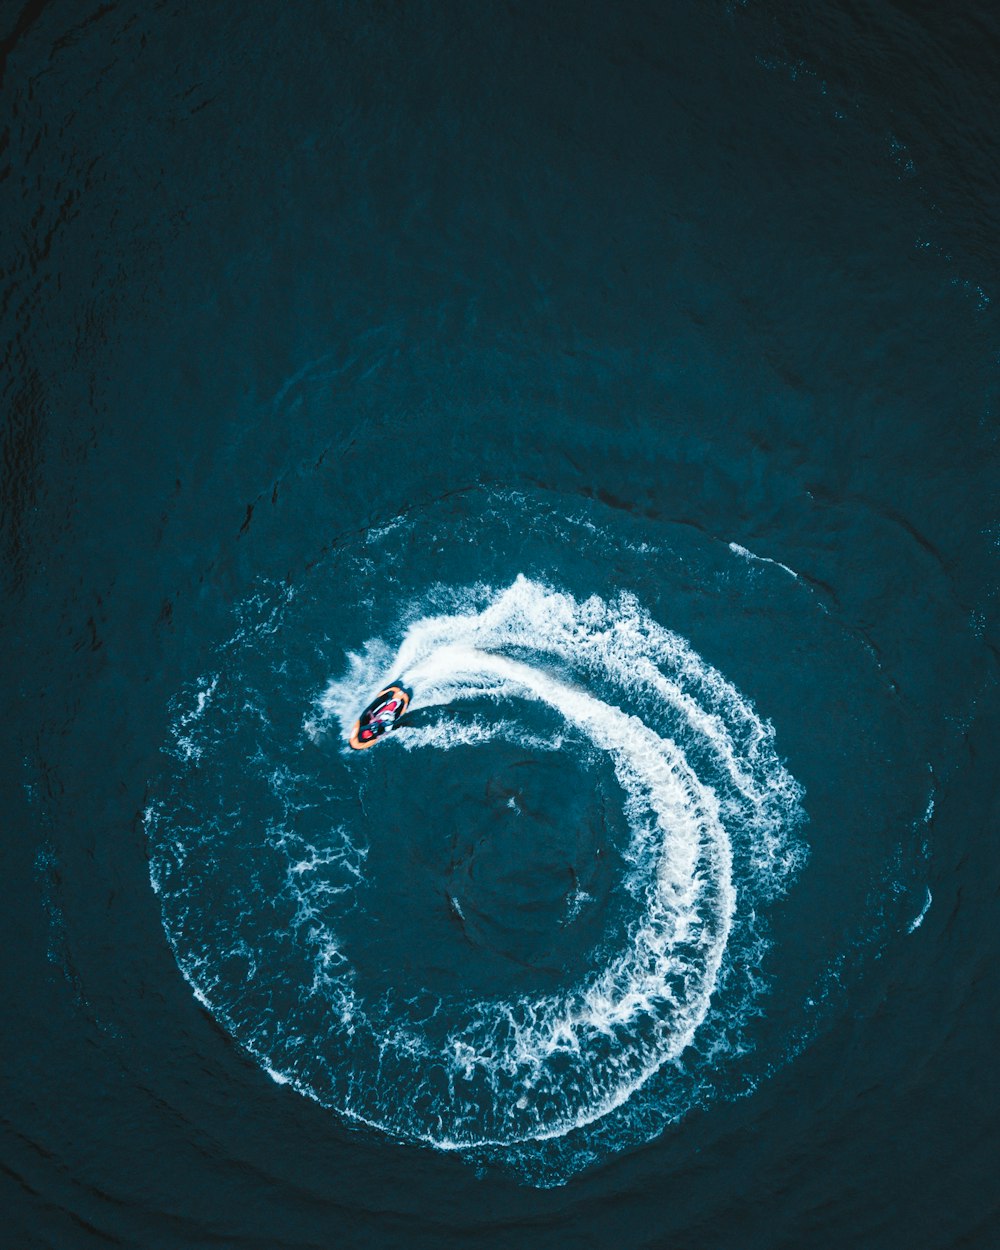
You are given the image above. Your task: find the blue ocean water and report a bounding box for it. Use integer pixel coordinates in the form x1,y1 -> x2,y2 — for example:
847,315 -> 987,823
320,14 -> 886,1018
2,2 -> 998,1246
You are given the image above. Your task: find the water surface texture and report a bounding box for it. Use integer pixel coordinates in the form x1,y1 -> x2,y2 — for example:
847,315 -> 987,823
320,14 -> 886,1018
2,3 -> 998,1248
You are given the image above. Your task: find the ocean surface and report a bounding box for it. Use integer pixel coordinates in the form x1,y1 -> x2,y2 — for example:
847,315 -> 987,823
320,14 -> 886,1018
2,2 -> 998,1246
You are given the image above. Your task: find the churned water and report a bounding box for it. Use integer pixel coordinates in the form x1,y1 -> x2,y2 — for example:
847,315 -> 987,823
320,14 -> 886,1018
2,3 -> 998,1248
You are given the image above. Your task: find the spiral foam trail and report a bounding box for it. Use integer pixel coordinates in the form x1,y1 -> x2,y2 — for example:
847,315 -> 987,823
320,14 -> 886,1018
308,577 -> 803,1144
149,570 -> 807,1171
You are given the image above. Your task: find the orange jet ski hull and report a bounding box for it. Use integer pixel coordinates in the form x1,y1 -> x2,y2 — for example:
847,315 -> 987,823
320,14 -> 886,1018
349,685 -> 411,750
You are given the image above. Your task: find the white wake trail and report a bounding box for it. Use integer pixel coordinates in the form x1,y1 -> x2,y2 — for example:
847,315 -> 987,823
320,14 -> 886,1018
306,577 -> 799,1145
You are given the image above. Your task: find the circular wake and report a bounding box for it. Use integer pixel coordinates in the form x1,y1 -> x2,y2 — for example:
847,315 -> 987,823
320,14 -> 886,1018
147,496 -> 812,1181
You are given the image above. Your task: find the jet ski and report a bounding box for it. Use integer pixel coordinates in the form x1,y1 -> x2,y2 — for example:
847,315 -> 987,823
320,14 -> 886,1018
349,684 -> 411,750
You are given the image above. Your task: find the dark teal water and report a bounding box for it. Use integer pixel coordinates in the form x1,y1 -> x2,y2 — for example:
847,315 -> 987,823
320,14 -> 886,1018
2,2 -> 998,1246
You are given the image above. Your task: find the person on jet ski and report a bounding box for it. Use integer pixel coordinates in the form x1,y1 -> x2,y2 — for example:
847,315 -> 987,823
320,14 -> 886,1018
360,700 -> 399,740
